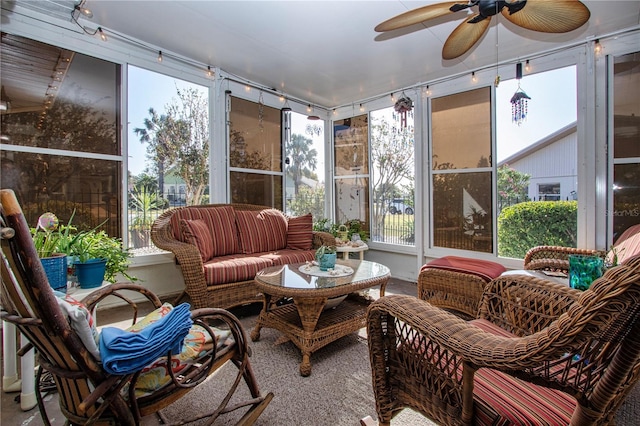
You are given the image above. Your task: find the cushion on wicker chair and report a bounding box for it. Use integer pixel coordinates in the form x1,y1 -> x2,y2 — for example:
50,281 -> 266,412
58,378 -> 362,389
421,256 -> 506,282
470,319 -> 576,425
180,219 -> 215,261
236,209 -> 288,254
286,213 -> 313,250
170,206 -> 239,256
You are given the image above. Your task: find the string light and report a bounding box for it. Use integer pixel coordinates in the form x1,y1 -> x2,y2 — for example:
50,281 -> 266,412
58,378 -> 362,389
471,72 -> 477,82
594,39 -> 602,55
426,85 -> 431,96
74,4 -> 93,18
157,51 -> 163,62
359,103 -> 365,112
390,93 -> 396,102
525,60 -> 531,73
307,104 -> 312,113
98,27 -> 107,42
207,66 -> 213,77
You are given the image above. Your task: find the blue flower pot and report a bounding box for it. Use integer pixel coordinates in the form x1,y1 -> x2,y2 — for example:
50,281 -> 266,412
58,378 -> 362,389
40,253 -> 68,292
75,258 -> 107,289
317,253 -> 337,271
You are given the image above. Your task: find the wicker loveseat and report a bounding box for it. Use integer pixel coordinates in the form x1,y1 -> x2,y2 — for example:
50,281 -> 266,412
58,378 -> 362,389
151,203 -> 335,310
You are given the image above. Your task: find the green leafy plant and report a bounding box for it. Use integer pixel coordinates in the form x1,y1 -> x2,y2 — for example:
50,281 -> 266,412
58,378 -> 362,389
31,211 -> 83,258
315,245 -> 336,258
71,230 -> 136,283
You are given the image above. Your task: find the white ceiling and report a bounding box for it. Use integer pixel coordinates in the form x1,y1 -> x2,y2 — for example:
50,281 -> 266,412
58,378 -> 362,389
6,1 -> 640,108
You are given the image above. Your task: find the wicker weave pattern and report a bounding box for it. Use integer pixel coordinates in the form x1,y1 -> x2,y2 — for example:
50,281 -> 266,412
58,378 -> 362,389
366,256 -> 640,426
524,245 -> 602,273
151,203 -> 335,309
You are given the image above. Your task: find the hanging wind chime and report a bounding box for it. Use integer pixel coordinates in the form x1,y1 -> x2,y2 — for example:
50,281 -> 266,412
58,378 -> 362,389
510,62 -> 531,126
393,92 -> 413,129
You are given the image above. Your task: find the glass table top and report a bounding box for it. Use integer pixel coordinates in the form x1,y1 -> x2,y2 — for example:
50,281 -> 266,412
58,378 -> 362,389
255,260 -> 390,290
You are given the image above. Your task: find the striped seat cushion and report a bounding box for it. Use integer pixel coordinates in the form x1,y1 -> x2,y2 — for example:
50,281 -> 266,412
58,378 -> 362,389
260,249 -> 316,266
203,254 -> 273,285
170,206 -> 239,257
236,209 -> 288,254
470,319 -> 576,425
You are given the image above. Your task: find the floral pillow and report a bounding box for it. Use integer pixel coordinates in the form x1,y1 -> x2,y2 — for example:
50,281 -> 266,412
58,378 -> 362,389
54,291 -> 100,360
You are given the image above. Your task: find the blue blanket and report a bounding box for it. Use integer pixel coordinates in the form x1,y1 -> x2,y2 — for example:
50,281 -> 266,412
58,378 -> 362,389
100,303 -> 193,375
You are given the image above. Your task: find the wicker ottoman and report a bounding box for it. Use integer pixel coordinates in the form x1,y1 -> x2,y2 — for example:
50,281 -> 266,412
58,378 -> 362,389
418,256 -> 506,317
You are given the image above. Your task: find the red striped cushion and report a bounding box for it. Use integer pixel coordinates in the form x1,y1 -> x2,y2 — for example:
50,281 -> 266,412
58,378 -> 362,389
470,319 -> 576,425
180,219 -> 214,262
236,209 -> 287,254
203,254 -> 273,285
421,256 -> 506,282
170,206 -> 239,256
261,249 -> 316,265
286,214 -> 313,250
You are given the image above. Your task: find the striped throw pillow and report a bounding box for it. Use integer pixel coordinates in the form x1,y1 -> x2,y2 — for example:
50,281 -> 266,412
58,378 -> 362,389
236,209 -> 287,254
286,213 -> 313,250
180,219 -> 215,261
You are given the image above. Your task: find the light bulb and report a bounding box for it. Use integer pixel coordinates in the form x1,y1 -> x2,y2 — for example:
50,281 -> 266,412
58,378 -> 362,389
525,60 -> 531,73
207,66 -> 213,77
471,72 -> 477,82
98,27 -> 107,42
594,39 -> 602,55
75,5 -> 93,18
426,85 -> 431,96
359,104 -> 365,112
307,104 -> 312,113
157,51 -> 163,62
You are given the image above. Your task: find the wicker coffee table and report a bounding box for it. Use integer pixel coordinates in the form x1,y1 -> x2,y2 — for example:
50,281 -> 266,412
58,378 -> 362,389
250,259 -> 390,376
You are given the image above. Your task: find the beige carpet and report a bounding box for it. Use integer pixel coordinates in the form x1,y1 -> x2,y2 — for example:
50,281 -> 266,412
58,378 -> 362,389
158,312 -> 434,426
157,310 -> 640,426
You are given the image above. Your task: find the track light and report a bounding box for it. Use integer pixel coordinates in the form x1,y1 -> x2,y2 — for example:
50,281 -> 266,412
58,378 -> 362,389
157,51 -> 163,62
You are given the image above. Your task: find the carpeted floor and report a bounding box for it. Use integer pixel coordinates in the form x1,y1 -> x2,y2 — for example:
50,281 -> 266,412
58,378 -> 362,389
158,310 -> 435,426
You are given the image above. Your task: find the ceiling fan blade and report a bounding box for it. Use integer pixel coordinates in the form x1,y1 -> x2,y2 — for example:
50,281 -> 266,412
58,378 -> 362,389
375,1 -> 462,32
442,14 -> 491,60
501,0 -> 591,33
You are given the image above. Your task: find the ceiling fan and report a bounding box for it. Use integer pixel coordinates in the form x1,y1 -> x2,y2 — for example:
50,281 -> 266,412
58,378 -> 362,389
375,0 -> 591,60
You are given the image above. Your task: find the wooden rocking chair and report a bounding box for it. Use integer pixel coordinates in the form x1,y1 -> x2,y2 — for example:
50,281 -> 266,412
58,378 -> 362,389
0,189 -> 273,425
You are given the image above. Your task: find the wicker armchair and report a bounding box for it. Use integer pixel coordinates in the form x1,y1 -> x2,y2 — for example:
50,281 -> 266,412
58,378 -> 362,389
524,223 -> 640,273
151,203 -> 335,309
1,189 -> 273,425
364,255 -> 640,426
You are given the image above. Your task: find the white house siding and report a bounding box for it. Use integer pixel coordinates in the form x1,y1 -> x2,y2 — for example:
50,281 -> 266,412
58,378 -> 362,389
505,131 -> 578,201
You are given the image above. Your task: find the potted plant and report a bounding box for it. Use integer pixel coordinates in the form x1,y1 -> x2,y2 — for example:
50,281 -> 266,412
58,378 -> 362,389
31,212 -> 83,292
315,245 -> 337,271
128,187 -> 163,248
71,230 -> 136,288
